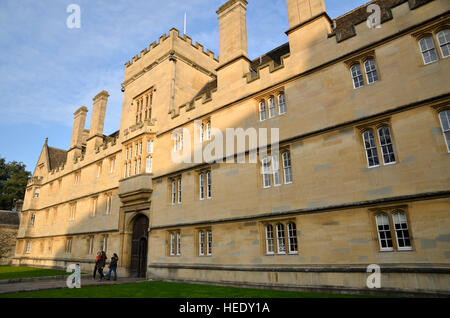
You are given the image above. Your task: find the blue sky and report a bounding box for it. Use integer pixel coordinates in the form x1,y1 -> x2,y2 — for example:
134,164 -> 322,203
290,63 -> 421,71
0,0 -> 368,171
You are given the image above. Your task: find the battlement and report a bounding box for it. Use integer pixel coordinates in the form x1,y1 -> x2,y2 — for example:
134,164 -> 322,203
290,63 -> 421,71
125,28 -> 218,69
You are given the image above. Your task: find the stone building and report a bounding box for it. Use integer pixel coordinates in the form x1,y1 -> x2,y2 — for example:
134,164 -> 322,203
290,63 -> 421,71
0,211 -> 20,265
13,0 -> 450,295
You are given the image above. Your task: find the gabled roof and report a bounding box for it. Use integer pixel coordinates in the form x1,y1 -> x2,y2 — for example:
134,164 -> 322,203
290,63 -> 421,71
47,146 -> 67,170
331,0 -> 434,42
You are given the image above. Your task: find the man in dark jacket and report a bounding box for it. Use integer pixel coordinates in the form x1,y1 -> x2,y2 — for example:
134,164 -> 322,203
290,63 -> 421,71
93,251 -> 101,279
107,253 -> 119,281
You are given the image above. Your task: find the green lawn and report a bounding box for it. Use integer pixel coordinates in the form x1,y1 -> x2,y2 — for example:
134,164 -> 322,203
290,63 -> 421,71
0,266 -> 67,280
0,281 -> 382,298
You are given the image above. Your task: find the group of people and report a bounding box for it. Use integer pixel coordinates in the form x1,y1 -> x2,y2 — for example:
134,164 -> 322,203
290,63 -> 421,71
93,251 -> 119,281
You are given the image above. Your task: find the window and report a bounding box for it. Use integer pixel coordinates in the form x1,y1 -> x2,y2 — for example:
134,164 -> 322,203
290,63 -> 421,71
147,140 -> 154,154
268,97 -> 276,118
173,132 -> 183,151
97,163 -> 102,178
25,241 -> 31,254
171,180 -> 176,205
392,210 -> 412,251
102,236 -> 108,252
276,224 -> 286,254
259,100 -> 266,121
146,156 -> 153,173
362,129 -> 380,168
199,123 -> 204,143
364,59 -> 378,84
437,29 -> 450,58
265,225 -> 274,254
138,158 -> 141,174
109,157 -> 115,173
133,161 -> 137,175
261,150 -> 293,188
378,126 -> 396,164
33,188 -> 40,198
376,213 -> 394,251
69,204 -> 76,221
264,221 -> 298,256
74,171 -> 80,184
127,163 -> 131,177
272,154 -> 281,186
282,151 -> 292,184
92,197 -> 97,217
88,236 -> 94,255
350,64 -> 364,88
438,110 -> 450,152
124,163 -> 127,178
177,178 -> 182,204
262,157 -> 271,188
419,36 -> 438,64
169,231 -> 181,256
198,231 -> 205,256
139,142 -> 143,155
206,171 -> 212,199
206,121 -> 211,141
29,213 -> 35,227
199,173 -> 205,200
206,230 -> 212,256
278,93 -> 286,115
66,238 -> 72,254
287,222 -> 298,254
106,195 -> 112,215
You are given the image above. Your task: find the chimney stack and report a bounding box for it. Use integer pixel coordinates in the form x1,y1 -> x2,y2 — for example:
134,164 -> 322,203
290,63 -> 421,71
70,106 -> 88,150
87,90 -> 109,152
216,0 -> 250,91
286,0 -> 326,29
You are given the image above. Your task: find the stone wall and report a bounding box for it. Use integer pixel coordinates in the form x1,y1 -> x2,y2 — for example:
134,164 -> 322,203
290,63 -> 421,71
0,211 -> 20,265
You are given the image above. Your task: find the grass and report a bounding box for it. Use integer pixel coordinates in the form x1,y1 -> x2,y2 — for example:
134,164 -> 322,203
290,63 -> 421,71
0,281 -> 382,298
0,266 -> 67,280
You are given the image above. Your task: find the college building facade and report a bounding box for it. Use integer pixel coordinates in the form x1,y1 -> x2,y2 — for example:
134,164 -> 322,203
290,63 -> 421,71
13,0 -> 450,295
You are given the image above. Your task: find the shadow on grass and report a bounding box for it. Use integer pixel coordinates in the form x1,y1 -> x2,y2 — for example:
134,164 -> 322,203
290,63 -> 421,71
0,281 -> 388,298
0,266 -> 67,280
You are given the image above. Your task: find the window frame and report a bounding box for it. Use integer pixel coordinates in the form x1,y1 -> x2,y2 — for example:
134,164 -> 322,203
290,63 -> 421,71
436,29 -> 450,59
350,63 -> 364,89
438,109 -> 450,153
377,126 -> 397,165
259,100 -> 267,121
418,35 -> 439,65
363,58 -> 379,85
278,92 -> 287,115
392,210 -> 413,251
362,128 -> 380,168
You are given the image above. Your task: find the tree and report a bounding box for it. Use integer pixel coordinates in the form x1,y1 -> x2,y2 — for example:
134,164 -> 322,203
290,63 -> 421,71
0,157 -> 31,210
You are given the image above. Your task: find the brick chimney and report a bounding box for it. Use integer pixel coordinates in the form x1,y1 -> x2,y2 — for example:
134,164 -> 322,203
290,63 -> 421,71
216,0 -> 250,91
286,0 -> 326,29
70,106 -> 88,150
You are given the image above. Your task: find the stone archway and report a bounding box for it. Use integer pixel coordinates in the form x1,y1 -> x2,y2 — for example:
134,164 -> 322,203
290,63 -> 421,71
130,214 -> 149,278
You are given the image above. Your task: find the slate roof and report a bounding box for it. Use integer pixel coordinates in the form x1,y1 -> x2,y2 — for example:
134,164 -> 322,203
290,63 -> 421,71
0,211 -> 20,226
47,146 -> 67,170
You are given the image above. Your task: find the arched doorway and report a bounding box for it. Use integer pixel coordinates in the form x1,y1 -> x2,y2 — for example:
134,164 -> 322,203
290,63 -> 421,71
130,214 -> 149,278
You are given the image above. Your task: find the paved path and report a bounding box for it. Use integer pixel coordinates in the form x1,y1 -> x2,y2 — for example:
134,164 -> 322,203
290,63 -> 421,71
0,275 -> 147,295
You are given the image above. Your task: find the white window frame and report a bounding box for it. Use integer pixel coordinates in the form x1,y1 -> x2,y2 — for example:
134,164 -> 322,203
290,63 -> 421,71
177,178 -> 182,204
92,198 -> 97,217
259,100 -> 267,121
278,93 -> 286,115
146,156 -> 153,173
362,129 -> 380,168
198,231 -> 205,256
110,157 -> 115,173
350,64 -> 364,89
392,211 -> 412,251
375,214 -> 394,252
282,151 -> 293,184
262,157 -> 271,188
377,126 -> 396,165
438,110 -> 450,153
364,59 -> 378,84
199,123 -> 204,143
30,213 -> 35,227
268,96 -> 276,118
287,222 -> 298,254
147,140 -> 154,154
170,232 -> 175,256
176,232 -> 181,256
276,224 -> 286,254
25,241 -> 31,254
206,171 -> 212,199
206,121 -> 211,141
88,236 -> 94,255
437,29 -> 450,58
265,225 -> 274,255
272,154 -> 281,186
106,195 -> 112,215
419,35 -> 439,65
199,173 -> 205,200
206,230 -> 212,256
102,236 -> 108,253
171,180 -> 176,205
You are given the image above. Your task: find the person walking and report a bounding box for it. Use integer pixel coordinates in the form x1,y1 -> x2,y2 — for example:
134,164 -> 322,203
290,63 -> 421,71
97,251 -> 107,281
93,251 -> 101,279
107,253 -> 119,281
